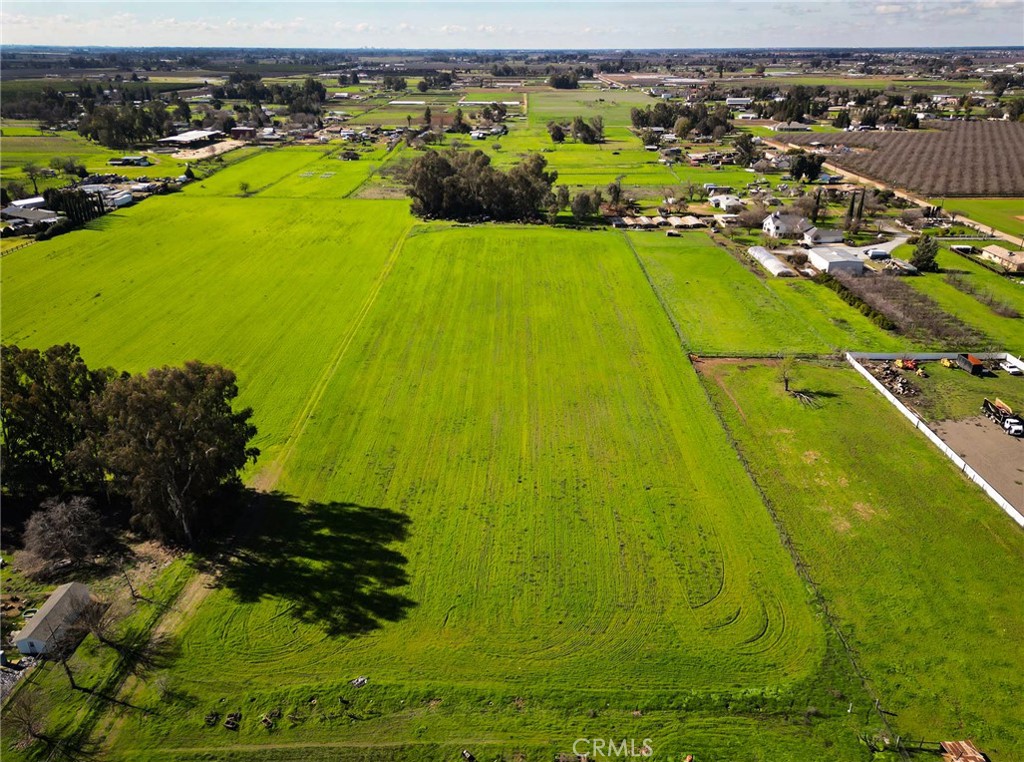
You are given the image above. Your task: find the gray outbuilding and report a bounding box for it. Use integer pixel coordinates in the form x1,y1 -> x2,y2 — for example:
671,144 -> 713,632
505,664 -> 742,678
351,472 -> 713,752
14,582 -> 92,656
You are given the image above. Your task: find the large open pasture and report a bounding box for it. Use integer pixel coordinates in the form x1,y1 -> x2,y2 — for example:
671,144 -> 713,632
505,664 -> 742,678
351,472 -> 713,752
700,360 -> 1024,758
2,160 -> 880,758
4,82 -> 1022,761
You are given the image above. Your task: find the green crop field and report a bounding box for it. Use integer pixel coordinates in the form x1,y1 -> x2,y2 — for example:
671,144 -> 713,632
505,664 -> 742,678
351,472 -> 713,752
3,85 -> 1021,762
891,244 -> 1024,355
931,197 -> 1024,239
629,232 -> 909,355
700,360 -> 1024,758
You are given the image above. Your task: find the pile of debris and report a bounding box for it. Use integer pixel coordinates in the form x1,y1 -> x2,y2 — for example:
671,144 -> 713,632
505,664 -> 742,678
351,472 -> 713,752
866,361 -> 921,398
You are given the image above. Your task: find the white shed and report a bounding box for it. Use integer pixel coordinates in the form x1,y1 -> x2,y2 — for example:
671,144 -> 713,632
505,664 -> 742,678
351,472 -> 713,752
808,247 -> 864,274
15,582 -> 92,655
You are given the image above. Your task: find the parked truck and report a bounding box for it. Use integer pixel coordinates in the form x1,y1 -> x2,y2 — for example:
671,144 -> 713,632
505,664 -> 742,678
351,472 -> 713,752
957,353 -> 985,375
981,398 -> 1024,437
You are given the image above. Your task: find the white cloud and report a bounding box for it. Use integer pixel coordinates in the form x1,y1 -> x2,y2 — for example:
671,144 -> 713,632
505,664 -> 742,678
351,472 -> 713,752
874,4 -> 908,14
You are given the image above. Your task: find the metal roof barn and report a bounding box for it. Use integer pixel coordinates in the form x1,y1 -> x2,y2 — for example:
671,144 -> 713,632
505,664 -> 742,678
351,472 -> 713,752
14,582 -> 91,655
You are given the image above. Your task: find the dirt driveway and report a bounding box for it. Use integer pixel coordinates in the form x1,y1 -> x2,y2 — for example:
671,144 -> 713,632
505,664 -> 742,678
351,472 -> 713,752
931,416 -> 1024,511
172,139 -> 246,161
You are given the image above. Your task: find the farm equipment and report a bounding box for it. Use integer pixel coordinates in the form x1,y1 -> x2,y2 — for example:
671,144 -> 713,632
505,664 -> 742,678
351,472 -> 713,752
957,353 -> 985,375
981,398 -> 1024,437
940,357 -> 957,368
894,358 -> 917,370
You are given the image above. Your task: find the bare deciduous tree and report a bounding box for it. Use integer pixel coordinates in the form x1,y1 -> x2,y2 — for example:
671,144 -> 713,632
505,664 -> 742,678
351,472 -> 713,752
4,689 -> 53,744
21,497 -> 106,577
778,357 -> 797,393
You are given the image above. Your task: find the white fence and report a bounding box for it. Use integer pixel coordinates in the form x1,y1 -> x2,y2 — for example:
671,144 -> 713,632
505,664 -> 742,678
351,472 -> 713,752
846,352 -> 1024,528
847,351 -> 1024,372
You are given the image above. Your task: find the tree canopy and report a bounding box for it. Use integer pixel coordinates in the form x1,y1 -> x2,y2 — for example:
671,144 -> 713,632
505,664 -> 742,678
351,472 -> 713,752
910,235 -> 940,272
87,361 -> 259,546
405,149 -> 557,222
1,345 -> 259,547
1,344 -> 114,498
631,102 -> 732,136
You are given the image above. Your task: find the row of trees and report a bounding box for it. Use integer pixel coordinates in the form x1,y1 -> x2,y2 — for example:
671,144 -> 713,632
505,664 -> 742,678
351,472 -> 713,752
76,103 -> 177,148
1,344 -> 259,548
405,150 -> 557,222
210,73 -> 327,114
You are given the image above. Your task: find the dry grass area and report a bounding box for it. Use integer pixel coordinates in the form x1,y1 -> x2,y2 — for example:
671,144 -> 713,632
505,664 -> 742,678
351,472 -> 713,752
781,122 -> 1024,197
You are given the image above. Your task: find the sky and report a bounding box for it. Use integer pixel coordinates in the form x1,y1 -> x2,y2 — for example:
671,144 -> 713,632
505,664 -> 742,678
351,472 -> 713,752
1,1 -> 1022,50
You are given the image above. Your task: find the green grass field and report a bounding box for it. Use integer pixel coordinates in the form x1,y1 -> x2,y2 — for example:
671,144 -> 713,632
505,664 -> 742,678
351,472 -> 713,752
628,232 -> 909,355
701,360 -> 1024,758
3,86 -> 1020,761
906,362 -> 1024,422
930,197 -> 1024,239
2,175 -> 879,759
892,244 -> 1024,355
0,124 -> 189,190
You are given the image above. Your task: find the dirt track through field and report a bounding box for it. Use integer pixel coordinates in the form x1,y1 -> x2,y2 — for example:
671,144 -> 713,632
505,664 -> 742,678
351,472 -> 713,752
931,416 -> 1024,510
250,223 -> 412,493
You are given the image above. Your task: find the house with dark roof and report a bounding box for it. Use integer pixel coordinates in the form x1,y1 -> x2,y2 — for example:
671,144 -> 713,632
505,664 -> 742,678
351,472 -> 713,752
763,211 -> 811,238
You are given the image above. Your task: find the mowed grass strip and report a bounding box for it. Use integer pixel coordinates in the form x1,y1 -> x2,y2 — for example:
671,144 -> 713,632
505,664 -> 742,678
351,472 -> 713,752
179,225 -> 824,688
700,360 -> 1024,758
98,226 -> 844,758
628,232 -> 907,354
929,197 -> 1024,239
0,195 -> 414,465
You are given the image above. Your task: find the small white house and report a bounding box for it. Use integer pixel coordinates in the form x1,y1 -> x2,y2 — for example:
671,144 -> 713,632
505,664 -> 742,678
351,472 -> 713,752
803,227 -> 845,246
709,194 -> 744,212
15,582 -> 92,655
763,212 -> 811,238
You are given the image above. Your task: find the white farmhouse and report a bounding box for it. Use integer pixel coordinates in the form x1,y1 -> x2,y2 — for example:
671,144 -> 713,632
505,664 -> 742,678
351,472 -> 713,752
762,212 -> 811,239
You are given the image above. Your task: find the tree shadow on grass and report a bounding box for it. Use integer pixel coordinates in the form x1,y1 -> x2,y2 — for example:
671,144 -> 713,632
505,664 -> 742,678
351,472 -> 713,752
209,493 -> 415,637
